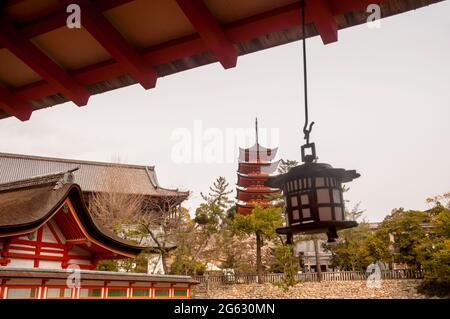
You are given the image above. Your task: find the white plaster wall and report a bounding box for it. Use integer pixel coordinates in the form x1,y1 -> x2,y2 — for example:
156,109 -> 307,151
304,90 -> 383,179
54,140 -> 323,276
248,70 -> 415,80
8,258 -> 34,268
38,260 -> 62,269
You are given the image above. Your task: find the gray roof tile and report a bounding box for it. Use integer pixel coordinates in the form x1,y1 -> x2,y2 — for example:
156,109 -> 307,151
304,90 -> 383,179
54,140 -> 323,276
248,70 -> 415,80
0,153 -> 188,197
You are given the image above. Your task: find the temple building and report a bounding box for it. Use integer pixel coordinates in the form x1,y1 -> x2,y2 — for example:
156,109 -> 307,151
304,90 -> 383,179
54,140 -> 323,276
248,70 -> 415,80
236,120 -> 280,215
0,170 -> 196,299
0,153 -> 195,299
0,152 -> 189,206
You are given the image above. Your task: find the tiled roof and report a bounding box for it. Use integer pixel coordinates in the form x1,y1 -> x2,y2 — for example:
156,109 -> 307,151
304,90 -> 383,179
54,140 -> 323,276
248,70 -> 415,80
0,180 -> 146,255
0,153 -> 188,198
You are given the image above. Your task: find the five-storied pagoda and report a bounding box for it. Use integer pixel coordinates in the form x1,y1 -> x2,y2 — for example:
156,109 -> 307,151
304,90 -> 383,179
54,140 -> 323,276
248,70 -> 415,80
236,119 -> 280,215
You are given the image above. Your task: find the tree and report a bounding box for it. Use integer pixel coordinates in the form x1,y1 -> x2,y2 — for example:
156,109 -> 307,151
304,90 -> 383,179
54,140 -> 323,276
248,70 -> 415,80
324,203 -> 391,271
88,164 -> 144,233
195,176 -> 233,226
270,244 -> 299,291
205,176 -> 234,209
232,205 -> 283,283
88,163 -> 150,273
170,177 -> 234,275
417,203 -> 450,297
377,208 -> 432,270
137,195 -> 189,274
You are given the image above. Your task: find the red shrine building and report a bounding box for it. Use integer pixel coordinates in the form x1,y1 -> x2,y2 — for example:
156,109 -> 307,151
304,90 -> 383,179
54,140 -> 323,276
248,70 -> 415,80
0,155 -> 196,299
236,120 -> 280,215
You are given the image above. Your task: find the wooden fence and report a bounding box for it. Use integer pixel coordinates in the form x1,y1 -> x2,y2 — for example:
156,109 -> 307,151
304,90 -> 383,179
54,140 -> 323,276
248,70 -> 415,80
193,269 -> 423,288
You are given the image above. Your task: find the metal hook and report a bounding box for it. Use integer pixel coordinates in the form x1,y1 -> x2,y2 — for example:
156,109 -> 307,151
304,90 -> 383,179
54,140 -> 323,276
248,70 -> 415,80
303,121 -> 315,144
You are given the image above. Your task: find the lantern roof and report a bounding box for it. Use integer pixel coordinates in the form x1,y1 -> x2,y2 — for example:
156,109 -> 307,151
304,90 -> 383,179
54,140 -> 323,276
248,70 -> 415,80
266,162 -> 360,188
276,220 -> 357,235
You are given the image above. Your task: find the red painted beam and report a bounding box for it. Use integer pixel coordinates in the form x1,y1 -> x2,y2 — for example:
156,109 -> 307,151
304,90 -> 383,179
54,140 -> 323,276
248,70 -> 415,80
8,0 -> 386,106
176,0 -> 237,69
330,0 -> 385,15
13,3 -> 303,102
59,0 -> 157,89
0,85 -> 33,121
15,0 -> 136,39
307,0 -> 338,44
0,18 -> 90,106
5,0 -> 385,46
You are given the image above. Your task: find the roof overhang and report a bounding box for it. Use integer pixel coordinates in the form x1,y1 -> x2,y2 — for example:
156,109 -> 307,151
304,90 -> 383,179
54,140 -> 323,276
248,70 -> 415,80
0,0 -> 444,121
0,182 -> 145,258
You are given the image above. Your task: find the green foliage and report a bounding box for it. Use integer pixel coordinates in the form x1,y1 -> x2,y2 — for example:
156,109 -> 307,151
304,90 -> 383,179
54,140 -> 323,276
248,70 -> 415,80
417,205 -> 450,297
232,205 -> 283,238
195,176 -> 233,229
232,205 -> 283,279
326,196 -> 450,297
379,208 -> 432,269
418,239 -> 450,297
96,252 -> 149,273
97,259 -> 118,272
170,255 -> 206,276
271,244 -> 300,291
325,223 -> 384,271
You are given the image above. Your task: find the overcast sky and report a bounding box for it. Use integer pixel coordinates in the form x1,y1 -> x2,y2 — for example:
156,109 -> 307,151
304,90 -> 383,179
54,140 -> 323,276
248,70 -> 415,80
1,1 -> 449,222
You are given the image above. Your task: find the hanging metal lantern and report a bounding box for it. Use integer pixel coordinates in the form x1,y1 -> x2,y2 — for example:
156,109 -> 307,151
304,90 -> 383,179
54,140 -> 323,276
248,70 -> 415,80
266,0 -> 360,243
265,146 -> 360,243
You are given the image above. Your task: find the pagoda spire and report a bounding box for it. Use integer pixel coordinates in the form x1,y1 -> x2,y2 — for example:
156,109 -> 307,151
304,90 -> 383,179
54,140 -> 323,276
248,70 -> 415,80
255,117 -> 260,162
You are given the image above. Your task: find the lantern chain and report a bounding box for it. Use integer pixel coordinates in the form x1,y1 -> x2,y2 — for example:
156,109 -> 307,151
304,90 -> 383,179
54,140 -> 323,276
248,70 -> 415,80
300,0 -> 316,163
301,0 -> 314,144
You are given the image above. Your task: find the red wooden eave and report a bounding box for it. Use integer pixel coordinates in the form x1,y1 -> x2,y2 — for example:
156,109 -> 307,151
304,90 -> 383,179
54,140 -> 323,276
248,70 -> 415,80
0,18 -> 90,107
308,0 -> 338,44
176,0 -> 237,69
0,85 -> 32,121
0,0 -> 418,121
61,0 -> 158,89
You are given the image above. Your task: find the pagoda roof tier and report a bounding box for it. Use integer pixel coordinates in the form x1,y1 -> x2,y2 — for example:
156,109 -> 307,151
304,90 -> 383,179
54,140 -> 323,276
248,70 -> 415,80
236,186 -> 279,194
237,189 -> 280,203
236,201 -> 273,209
237,171 -> 278,178
236,202 -> 274,215
238,144 -> 278,162
237,172 -> 277,184
238,161 -> 280,175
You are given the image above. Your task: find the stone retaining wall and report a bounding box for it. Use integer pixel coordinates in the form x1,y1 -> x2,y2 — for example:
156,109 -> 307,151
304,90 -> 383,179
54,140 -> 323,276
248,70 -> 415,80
199,280 -> 428,299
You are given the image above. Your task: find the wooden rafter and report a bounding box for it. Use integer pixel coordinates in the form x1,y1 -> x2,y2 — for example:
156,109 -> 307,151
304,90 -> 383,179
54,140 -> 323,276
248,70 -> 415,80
307,0 -> 338,44
176,0 -> 237,69
60,0 -> 157,89
0,85 -> 33,121
0,18 -> 90,107
0,0 -> 439,120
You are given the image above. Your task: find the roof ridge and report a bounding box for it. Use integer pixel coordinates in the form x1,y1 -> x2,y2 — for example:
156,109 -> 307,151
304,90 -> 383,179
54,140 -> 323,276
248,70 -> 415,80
0,152 -> 155,170
0,168 -> 78,193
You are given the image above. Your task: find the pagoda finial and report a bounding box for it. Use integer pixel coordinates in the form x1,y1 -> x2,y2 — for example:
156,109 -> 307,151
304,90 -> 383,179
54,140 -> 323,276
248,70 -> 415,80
255,117 -> 260,161
255,117 -> 259,146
